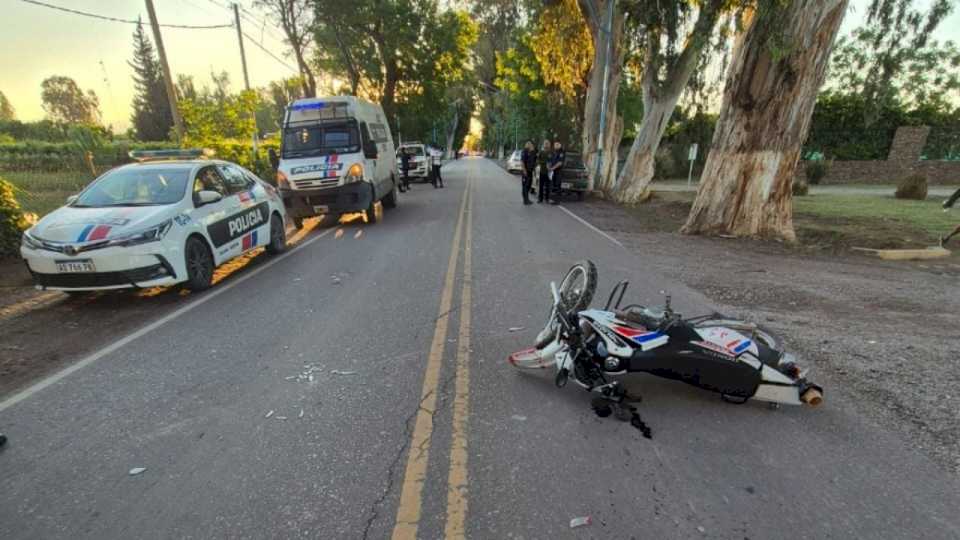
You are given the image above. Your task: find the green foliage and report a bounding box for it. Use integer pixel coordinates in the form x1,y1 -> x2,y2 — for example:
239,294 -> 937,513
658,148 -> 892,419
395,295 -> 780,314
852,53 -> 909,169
0,176 -> 30,257
40,76 -> 102,125
825,0 -> 957,127
0,140 -> 178,172
895,173 -> 928,200
179,84 -> 258,146
530,0 -> 592,109
129,22 -> 173,141
0,119 -> 112,143
0,91 -> 14,121
805,160 -> 828,184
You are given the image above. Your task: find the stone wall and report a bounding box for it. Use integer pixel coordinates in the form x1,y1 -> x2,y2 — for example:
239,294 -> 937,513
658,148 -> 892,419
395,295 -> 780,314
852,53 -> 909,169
797,126 -> 960,185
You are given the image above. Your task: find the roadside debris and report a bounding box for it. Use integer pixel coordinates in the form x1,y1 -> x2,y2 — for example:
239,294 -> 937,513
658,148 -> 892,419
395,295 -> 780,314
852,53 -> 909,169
330,370 -> 357,376
276,416 -> 288,420
570,516 -> 592,529
298,409 -> 305,419
264,410 -> 275,419
511,415 -> 527,422
697,526 -> 706,534
128,467 -> 147,476
331,275 -> 342,285
508,326 -> 525,332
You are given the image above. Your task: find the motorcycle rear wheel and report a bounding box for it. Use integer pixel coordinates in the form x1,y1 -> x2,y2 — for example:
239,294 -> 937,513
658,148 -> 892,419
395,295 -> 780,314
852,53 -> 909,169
534,260 -> 598,349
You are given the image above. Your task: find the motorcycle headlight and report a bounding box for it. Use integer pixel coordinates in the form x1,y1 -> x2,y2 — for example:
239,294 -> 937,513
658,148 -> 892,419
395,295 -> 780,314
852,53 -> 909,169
21,230 -> 42,250
344,163 -> 364,183
107,219 -> 173,247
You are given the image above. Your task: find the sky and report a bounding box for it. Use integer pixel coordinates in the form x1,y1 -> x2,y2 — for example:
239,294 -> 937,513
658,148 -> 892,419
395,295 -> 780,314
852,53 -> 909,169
0,0 -> 958,133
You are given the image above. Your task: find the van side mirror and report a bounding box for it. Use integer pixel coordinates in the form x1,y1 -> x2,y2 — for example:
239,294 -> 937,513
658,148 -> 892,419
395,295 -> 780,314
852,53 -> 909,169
363,140 -> 378,159
268,148 -> 279,171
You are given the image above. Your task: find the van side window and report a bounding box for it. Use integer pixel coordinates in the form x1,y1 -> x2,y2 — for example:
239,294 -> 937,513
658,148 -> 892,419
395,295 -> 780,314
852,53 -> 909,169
359,122 -> 374,145
369,123 -> 388,143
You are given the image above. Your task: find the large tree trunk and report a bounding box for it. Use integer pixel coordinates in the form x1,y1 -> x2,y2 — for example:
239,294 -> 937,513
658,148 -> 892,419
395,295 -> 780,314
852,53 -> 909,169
613,3 -> 724,203
578,0 -> 624,192
682,0 -> 847,241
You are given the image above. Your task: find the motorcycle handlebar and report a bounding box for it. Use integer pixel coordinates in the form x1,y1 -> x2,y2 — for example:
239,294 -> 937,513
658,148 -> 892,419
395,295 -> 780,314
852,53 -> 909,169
550,281 -> 561,306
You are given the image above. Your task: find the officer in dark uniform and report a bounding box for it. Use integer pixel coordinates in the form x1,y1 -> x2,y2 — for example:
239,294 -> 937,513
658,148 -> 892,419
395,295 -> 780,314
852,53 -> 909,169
520,140 -> 537,205
537,139 -> 552,203
548,141 -> 566,204
400,149 -> 412,191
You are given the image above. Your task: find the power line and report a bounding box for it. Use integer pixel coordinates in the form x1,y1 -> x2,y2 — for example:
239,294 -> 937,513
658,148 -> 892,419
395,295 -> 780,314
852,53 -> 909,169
20,0 -> 233,29
242,30 -> 299,73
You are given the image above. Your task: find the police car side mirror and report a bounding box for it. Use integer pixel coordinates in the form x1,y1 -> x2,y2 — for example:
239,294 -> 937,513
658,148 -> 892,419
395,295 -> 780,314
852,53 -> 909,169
66,194 -> 78,205
196,190 -> 223,206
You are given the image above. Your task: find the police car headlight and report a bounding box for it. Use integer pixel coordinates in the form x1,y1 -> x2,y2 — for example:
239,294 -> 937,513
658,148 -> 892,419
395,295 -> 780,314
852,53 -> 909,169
107,219 -> 173,247
21,230 -> 42,250
344,163 -> 363,183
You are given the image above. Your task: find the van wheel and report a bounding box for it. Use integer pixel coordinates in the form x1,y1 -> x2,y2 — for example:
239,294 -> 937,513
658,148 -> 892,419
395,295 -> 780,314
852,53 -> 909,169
383,186 -> 398,209
364,187 -> 379,224
293,217 -> 304,230
184,236 -> 214,291
266,213 -> 287,255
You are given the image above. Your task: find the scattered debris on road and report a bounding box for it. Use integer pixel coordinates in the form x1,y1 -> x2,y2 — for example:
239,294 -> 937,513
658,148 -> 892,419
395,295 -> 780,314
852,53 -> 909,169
264,410 -> 275,419
276,416 -> 288,420
330,370 -> 357,376
511,415 -> 527,422
569,516 -> 592,528
128,467 -> 147,476
331,275 -> 342,285
298,409 -> 305,419
697,525 -> 706,533
508,326 -> 525,332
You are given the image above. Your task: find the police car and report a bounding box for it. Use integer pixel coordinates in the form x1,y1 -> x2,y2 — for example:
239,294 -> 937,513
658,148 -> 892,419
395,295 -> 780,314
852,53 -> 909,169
20,150 -> 288,292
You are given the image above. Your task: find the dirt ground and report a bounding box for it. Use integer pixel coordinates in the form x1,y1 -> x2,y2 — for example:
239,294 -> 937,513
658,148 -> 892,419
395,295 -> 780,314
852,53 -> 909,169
568,196 -> 960,474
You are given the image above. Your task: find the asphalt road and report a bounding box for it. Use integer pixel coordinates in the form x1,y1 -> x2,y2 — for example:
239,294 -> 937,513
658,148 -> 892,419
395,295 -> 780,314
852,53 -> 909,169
2,158 -> 959,539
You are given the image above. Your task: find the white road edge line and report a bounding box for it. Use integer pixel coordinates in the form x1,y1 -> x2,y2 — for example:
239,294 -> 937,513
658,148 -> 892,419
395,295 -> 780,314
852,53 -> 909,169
0,227 -> 336,413
557,204 -> 625,250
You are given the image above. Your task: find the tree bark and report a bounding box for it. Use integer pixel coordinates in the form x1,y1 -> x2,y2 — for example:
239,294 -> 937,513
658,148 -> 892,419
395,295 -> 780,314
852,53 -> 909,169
578,0 -> 624,192
612,1 -> 724,203
682,0 -> 847,241
445,111 -> 460,159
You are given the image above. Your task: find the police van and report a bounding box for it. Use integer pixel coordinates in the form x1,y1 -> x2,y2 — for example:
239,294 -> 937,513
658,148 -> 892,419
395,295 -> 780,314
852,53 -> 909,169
276,97 -> 399,228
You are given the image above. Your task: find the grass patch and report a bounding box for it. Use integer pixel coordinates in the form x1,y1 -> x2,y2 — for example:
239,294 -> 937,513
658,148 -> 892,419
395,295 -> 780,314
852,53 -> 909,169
3,170 -> 93,217
638,190 -> 957,251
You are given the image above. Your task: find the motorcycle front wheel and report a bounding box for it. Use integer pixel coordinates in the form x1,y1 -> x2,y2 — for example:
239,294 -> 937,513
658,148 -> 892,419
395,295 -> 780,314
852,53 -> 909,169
534,260 -> 598,349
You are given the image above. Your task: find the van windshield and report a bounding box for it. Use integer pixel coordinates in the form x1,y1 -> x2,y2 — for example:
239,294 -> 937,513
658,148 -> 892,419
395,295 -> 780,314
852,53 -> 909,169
282,120 -> 361,159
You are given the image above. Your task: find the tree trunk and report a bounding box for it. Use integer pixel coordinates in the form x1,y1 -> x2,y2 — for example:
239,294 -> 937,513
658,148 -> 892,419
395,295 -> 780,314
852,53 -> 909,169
611,94 -> 677,203
445,112 -> 459,159
612,2 -> 724,203
578,0 -> 624,192
293,48 -> 317,97
682,0 -> 847,241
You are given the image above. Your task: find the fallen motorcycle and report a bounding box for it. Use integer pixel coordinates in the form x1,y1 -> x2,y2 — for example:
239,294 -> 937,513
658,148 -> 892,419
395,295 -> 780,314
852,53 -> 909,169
508,260 -> 823,408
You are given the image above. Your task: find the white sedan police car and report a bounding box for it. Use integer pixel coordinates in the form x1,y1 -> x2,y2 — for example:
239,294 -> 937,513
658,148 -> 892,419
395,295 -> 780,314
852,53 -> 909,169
21,150 -> 288,292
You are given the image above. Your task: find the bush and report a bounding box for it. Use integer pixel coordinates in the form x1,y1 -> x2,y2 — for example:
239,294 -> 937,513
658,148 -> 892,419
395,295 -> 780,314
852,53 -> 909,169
805,160 -> 828,185
0,176 -> 30,257
895,173 -> 928,200
792,178 -> 810,196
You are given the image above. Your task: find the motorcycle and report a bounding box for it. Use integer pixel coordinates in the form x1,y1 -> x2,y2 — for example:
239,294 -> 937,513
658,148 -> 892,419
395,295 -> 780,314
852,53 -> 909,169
508,261 -> 823,410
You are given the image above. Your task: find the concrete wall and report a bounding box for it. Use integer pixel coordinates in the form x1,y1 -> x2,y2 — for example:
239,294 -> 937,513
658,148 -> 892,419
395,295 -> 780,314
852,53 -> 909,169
798,126 -> 960,185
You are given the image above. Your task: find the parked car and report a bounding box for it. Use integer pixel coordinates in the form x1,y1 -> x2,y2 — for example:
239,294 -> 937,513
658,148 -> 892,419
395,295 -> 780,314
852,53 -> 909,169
506,150 -> 523,174
21,150 -> 288,292
530,152 -> 590,200
277,96 -> 399,228
396,142 -> 433,182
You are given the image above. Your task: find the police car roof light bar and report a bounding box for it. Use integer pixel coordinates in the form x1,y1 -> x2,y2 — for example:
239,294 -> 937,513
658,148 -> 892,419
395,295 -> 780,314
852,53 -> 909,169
128,149 -> 215,162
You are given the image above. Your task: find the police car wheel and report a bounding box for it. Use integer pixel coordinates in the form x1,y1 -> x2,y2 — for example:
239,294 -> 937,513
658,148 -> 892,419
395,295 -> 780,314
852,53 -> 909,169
184,237 -> 214,291
266,213 -> 287,255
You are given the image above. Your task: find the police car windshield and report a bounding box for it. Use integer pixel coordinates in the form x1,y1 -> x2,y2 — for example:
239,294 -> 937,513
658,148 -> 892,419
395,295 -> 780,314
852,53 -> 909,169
282,120 -> 360,159
72,167 -> 191,208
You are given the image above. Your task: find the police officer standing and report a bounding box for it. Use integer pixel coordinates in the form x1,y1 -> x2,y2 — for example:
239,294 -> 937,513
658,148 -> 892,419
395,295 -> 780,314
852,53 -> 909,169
431,152 -> 444,188
547,140 -> 566,205
520,140 -> 536,205
537,139 -> 552,203
400,148 -> 412,191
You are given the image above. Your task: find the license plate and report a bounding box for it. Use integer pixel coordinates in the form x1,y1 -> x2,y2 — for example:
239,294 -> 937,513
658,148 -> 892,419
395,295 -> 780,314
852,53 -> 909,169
56,260 -> 95,273
561,182 -> 572,189
313,205 -> 329,214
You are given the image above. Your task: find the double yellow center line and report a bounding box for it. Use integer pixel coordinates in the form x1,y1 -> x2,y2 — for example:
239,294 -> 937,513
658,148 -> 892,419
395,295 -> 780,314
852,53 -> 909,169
392,178 -> 474,539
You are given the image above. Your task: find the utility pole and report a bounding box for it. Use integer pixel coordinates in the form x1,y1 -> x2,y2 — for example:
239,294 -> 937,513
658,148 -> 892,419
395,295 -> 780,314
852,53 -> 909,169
233,3 -> 258,154
145,0 -> 184,142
